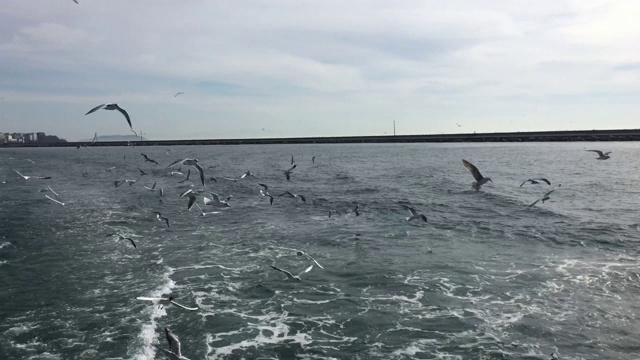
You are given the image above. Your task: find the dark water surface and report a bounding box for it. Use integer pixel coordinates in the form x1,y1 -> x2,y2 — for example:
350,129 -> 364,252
1,143 -> 639,359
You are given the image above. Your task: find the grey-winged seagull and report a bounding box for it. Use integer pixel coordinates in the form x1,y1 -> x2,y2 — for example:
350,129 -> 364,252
85,103 -> 132,129
167,159 -> 204,186
278,191 -> 306,202
586,150 -> 611,160
159,327 -> 190,360
401,205 -> 428,222
203,192 -> 231,208
520,178 -> 551,187
270,264 -> 314,281
105,233 -> 137,248
462,159 -> 492,191
528,184 -> 562,207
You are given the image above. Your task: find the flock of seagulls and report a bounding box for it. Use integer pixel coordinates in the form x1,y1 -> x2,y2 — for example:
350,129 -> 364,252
5,141 -> 612,359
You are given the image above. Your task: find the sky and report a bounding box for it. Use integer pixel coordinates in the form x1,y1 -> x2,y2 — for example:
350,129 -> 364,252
0,0 -> 639,141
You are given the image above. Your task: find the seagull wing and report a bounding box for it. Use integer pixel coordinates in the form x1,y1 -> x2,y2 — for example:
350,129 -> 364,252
268,195 -> 274,205
209,193 -> 221,202
586,150 -> 605,157
167,158 -> 187,168
462,159 -> 484,182
298,264 -> 314,277
285,172 -> 291,181
203,196 -> 212,205
604,151 -> 612,155
47,186 -> 59,196
12,169 -> 27,180
162,216 -> 170,228
528,199 -> 540,207
538,178 -> 551,185
305,254 -> 324,269
187,195 -> 196,210
170,300 -> 198,311
519,180 -> 531,187
270,265 -> 295,280
179,189 -> 193,197
278,191 -> 294,198
137,296 -> 169,302
85,104 -> 105,115
158,348 -> 181,360
113,104 -> 132,129
194,164 -> 205,186
258,183 -> 269,191
298,195 -> 306,202
291,155 -> 295,165
402,205 -> 418,216
165,328 -> 182,357
123,238 -> 137,248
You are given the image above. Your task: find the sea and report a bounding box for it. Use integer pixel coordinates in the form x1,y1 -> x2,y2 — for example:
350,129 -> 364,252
1,142 -> 639,360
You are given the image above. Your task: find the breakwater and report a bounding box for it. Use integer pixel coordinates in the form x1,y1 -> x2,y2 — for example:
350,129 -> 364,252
4,128 -> 640,148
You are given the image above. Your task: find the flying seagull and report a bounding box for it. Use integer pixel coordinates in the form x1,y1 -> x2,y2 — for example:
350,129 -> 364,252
174,92 -> 184,97
44,186 -> 59,196
144,181 -> 157,191
105,233 -> 137,248
13,169 -> 51,180
136,296 -> 198,311
194,202 -> 220,216
291,155 -> 295,166
159,327 -> 190,360
167,158 -> 205,186
141,153 -> 159,165
353,204 -> 360,217
462,159 -> 492,191
528,184 -> 562,207
240,170 -> 254,179
401,205 -> 428,222
270,264 -> 314,281
91,132 -> 97,144
586,150 -> 611,160
45,195 -> 65,206
520,178 -> 551,187
85,103 -> 132,129
26,159 -> 36,164
180,191 -> 198,210
152,212 -> 170,228
278,191 -> 306,202
73,0 -> 78,3
258,183 -> 274,205
284,164 -> 297,181
138,168 -> 147,176
312,156 -> 316,164
203,192 -> 231,208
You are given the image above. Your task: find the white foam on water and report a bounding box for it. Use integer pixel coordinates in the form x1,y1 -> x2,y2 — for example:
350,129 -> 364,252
131,265 -> 175,360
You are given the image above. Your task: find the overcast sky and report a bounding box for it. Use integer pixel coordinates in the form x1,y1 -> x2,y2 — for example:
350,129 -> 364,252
0,1 -> 639,141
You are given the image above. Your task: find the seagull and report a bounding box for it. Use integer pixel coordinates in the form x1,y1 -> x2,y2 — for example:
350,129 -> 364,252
278,191 -> 306,202
402,205 -> 428,222
167,158 -> 204,186
169,171 -> 184,176
177,169 -> 191,183
284,164 -> 297,181
114,179 -> 136,187
73,0 -> 78,3
240,170 -> 254,179
159,327 -> 190,360
152,212 -> 170,228
353,204 -> 360,217
269,264 -> 314,281
291,155 -> 295,166
258,183 -> 274,204
462,159 -> 492,191
105,233 -> 137,248
312,156 -> 316,164
180,190 -> 198,210
45,195 -> 65,206
586,150 -> 611,160
144,181 -> 157,191
528,184 -> 561,207
91,132 -> 97,144
520,178 -> 551,187
41,185 -> 59,196
26,159 -> 36,164
141,153 -> 159,165
456,123 -> 462,127
136,296 -> 198,311
138,168 -> 147,176
295,250 -> 324,269
13,169 -> 51,180
174,92 -> 184,97
203,193 -> 231,208
85,103 -> 132,129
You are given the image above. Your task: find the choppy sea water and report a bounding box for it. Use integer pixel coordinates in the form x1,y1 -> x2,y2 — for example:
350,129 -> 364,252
1,142 -> 640,360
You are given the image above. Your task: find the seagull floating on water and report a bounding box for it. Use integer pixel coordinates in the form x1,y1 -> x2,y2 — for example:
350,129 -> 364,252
13,169 -> 51,180
462,159 -> 492,191
152,212 -> 170,228
528,184 -> 561,207
160,327 -> 190,360
136,296 -> 198,311
586,150 -> 611,160
105,233 -> 137,248
85,103 -> 132,129
270,264 -> 314,281
402,205 -> 428,222
167,158 -> 204,186
520,178 -> 551,187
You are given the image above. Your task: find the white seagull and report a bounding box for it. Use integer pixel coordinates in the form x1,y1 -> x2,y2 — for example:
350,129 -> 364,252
160,327 -> 190,360
520,178 -> 551,187
136,296 -> 198,311
85,103 -> 132,129
13,169 -> 51,180
462,159 -> 492,191
270,264 -> 314,281
528,184 -> 562,207
258,184 -> 274,205
278,191 -> 306,202
203,193 -> 231,208
402,205 -> 428,222
167,158 -> 204,186
586,150 -> 611,160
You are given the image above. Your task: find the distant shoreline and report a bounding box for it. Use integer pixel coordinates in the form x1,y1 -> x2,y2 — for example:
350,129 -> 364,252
3,129 -> 640,147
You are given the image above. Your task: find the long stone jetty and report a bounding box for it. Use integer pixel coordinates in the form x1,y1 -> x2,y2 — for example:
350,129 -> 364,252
4,128 -> 640,147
